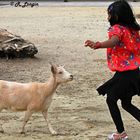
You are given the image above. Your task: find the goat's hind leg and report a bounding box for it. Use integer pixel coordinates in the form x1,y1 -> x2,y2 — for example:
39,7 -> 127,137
21,110 -> 33,134
0,107 -> 4,133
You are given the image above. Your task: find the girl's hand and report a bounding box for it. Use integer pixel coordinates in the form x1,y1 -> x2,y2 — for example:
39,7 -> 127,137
84,40 -> 95,48
85,40 -> 101,49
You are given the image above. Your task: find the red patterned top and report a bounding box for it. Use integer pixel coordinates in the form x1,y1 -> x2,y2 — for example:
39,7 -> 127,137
107,24 -> 140,71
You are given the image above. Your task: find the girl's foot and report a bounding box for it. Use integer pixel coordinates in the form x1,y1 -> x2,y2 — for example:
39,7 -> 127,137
108,131 -> 128,140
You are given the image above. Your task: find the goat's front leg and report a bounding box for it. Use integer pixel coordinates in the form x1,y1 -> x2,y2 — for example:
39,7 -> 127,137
21,110 -> 33,134
42,110 -> 58,135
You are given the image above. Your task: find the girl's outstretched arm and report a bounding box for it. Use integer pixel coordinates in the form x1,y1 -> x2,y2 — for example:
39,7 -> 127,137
85,35 -> 119,49
99,35 -> 119,49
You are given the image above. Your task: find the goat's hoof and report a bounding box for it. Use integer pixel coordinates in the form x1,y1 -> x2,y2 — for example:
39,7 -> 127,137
0,130 -> 4,133
20,131 -> 25,134
51,131 -> 58,135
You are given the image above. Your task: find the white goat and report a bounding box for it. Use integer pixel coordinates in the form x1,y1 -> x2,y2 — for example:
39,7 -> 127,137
0,64 -> 73,135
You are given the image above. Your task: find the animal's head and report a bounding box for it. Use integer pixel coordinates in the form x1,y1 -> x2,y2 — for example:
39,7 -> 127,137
51,64 -> 73,83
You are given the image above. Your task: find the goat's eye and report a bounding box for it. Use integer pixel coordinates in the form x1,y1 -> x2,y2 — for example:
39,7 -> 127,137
58,71 -> 63,74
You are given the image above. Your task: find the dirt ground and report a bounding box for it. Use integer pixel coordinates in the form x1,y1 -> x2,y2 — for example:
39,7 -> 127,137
0,5 -> 140,140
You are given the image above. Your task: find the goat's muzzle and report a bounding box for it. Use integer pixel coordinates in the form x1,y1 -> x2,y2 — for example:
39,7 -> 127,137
69,75 -> 73,81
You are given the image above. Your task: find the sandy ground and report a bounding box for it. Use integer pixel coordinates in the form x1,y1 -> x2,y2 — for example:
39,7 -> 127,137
0,4 -> 140,140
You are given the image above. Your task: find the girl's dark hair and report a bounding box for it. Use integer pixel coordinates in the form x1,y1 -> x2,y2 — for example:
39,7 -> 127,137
108,0 -> 140,30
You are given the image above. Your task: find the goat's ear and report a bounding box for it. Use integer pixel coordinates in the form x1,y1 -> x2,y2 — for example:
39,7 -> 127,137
51,65 -> 57,74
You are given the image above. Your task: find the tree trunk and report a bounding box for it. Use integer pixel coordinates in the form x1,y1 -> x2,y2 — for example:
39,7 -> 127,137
0,29 -> 38,59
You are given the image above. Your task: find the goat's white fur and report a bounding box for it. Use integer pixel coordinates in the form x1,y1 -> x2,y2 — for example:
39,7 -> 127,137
0,64 -> 73,134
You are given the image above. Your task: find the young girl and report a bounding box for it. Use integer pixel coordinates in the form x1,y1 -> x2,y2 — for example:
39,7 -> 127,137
85,0 -> 140,140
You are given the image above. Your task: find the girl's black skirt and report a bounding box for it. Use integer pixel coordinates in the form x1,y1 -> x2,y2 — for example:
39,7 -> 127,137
97,68 -> 140,100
